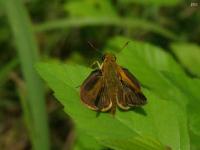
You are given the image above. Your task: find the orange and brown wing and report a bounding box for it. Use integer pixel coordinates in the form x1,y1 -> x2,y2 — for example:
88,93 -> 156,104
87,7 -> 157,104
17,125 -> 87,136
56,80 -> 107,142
95,85 -> 112,112
120,68 -> 141,92
80,70 -> 112,111
117,67 -> 147,109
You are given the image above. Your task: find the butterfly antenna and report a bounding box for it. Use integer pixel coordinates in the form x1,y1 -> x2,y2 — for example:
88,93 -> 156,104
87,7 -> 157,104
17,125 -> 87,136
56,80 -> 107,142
119,41 -> 130,52
87,41 -> 103,56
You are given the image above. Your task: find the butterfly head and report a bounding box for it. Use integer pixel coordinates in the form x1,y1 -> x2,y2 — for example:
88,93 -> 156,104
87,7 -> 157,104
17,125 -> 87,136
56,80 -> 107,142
102,53 -> 116,62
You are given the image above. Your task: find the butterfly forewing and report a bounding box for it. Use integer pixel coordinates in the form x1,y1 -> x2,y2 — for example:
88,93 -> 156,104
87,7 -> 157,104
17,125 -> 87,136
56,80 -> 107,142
80,70 -> 112,111
80,70 -> 102,110
122,68 -> 141,90
117,67 -> 147,109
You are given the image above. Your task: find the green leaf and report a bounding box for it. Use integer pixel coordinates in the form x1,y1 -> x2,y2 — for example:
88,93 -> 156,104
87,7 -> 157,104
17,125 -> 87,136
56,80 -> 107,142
118,0 -> 181,6
171,43 -> 200,77
110,37 -> 200,137
162,73 -> 200,136
190,132 -> 200,150
37,46 -> 189,150
74,130 -> 103,150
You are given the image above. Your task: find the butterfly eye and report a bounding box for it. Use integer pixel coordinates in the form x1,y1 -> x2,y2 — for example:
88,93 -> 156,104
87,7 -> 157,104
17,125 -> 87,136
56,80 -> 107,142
102,54 -> 106,61
113,55 -> 116,61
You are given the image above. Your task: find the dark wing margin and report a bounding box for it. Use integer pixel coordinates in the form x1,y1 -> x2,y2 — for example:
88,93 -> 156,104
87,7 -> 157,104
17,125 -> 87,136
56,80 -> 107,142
124,81 -> 146,106
80,70 -> 112,111
80,70 -> 102,110
117,67 -> 147,109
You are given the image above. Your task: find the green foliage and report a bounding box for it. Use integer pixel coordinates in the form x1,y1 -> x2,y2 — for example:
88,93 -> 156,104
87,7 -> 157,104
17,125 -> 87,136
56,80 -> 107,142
34,17 -> 177,40
35,37 -> 200,150
108,37 -> 200,138
118,0 -> 181,6
65,0 -> 117,17
0,58 -> 18,87
2,0 -> 50,149
74,130 -> 103,150
35,0 -> 178,40
171,43 -> 200,77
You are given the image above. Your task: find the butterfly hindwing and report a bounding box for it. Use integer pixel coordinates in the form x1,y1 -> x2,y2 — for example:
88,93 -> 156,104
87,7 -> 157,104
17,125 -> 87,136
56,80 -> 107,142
95,85 -> 112,112
123,81 -> 146,106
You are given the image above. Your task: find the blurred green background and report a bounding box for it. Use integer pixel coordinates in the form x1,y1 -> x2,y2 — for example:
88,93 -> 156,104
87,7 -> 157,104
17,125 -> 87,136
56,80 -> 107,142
0,0 -> 200,150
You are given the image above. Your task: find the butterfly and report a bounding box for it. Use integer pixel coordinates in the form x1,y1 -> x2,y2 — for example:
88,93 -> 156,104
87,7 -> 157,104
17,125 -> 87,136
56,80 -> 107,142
80,53 -> 147,115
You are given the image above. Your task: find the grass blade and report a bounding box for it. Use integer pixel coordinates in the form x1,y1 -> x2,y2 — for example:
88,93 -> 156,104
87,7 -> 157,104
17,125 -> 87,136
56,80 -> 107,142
2,0 -> 50,149
34,17 -> 178,40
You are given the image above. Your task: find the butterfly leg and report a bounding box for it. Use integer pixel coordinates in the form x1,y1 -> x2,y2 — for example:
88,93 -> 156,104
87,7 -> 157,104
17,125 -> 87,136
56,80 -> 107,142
90,61 -> 102,69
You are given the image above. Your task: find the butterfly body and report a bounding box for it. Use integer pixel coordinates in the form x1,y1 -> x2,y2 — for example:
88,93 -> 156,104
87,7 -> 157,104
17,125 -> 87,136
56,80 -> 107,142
80,53 -> 146,115
101,55 -> 121,114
